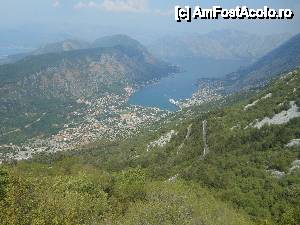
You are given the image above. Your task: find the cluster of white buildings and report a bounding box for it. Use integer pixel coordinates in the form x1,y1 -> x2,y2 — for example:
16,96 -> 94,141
171,81 -> 223,109
0,90 -> 170,163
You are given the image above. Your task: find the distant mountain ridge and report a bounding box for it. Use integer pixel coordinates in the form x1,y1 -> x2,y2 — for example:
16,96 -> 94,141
148,30 -> 290,62
32,39 -> 90,55
34,35 -> 144,56
0,35 -> 175,99
225,33 -> 300,91
0,34 -> 150,65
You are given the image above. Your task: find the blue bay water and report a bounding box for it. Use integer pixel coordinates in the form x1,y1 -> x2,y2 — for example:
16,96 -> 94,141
0,47 -> 32,58
128,57 -> 249,111
128,72 -> 199,111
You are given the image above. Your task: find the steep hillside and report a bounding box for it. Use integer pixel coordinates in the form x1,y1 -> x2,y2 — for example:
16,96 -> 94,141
226,33 -> 300,90
41,69 -> 300,225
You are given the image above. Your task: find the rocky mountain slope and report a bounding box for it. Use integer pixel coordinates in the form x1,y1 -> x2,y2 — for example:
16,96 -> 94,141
225,33 -> 300,90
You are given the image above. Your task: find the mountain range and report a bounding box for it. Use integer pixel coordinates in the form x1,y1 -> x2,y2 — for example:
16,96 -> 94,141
147,30 -> 291,78
0,34 -> 176,96
225,33 -> 300,91
0,34 -> 150,65
148,30 -> 290,62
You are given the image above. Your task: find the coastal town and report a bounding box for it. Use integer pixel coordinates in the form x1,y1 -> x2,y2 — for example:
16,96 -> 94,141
0,80 -> 224,163
170,79 -> 224,109
0,86 -> 173,162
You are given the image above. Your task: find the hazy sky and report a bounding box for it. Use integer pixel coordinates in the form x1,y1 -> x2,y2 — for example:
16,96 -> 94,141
1,0 -> 300,45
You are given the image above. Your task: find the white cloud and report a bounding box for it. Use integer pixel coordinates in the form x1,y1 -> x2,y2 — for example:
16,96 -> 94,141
73,0 -> 174,17
154,8 -> 173,16
74,1 -> 100,9
74,0 -> 148,12
101,0 -> 148,12
53,0 -> 61,8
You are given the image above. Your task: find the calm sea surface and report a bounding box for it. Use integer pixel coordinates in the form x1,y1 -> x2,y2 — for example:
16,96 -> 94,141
129,57 -> 248,111
128,72 -> 199,111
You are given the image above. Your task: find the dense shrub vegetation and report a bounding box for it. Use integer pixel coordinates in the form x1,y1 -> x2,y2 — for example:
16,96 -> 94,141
0,166 -> 253,225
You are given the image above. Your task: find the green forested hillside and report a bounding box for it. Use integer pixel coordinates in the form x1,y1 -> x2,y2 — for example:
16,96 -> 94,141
1,70 -> 300,224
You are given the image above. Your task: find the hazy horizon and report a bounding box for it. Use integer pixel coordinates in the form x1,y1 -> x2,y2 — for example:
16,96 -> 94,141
1,0 -> 300,48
